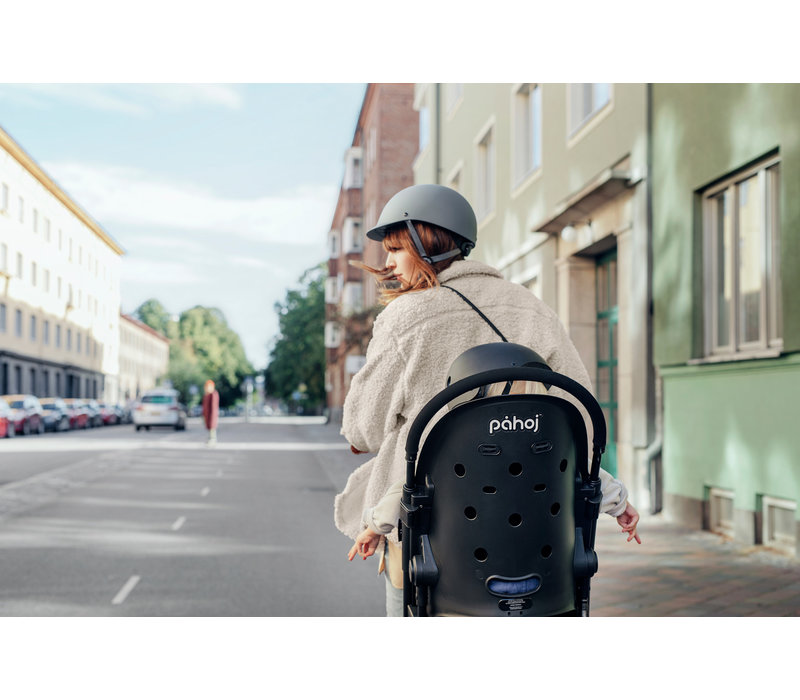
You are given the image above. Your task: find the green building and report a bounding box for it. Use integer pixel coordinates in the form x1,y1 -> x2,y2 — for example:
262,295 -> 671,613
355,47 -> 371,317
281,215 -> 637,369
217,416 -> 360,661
652,84 -> 800,554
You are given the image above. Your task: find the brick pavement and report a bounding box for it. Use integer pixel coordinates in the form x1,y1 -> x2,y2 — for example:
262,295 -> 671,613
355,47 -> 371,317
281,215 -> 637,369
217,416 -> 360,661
590,511 -> 800,616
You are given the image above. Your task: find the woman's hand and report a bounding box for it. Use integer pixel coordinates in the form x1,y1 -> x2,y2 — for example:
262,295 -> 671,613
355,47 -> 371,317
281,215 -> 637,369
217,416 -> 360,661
616,502 -> 642,544
347,528 -> 383,561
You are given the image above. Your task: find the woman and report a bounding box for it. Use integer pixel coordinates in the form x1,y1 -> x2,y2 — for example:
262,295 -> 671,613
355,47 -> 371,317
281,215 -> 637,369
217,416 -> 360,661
334,184 -> 640,616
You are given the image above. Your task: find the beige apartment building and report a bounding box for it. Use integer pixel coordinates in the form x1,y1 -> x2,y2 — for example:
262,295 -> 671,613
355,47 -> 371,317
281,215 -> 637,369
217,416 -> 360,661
413,83 -> 654,507
0,125 -> 124,401
118,313 -> 169,402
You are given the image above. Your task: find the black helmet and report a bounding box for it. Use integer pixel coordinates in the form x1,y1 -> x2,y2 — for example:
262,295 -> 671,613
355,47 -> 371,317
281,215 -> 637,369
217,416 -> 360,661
446,342 -> 551,407
366,184 -> 477,263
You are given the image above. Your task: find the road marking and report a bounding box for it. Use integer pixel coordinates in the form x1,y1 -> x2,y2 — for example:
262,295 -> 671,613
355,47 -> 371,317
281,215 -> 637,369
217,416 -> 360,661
112,575 -> 141,605
200,487 -> 210,497
171,516 -> 186,531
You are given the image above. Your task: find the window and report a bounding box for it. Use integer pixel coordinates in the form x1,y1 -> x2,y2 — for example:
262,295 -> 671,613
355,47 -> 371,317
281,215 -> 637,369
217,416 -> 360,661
30,315 -> 37,341
77,332 -> 82,353
15,309 -> 22,337
18,196 -> 24,223
418,99 -> 430,153
0,303 -> 5,332
328,230 -> 340,259
446,84 -> 464,115
704,156 -> 781,357
67,328 -> 72,350
569,83 -> 611,135
45,218 -> 51,242
31,261 -> 37,287
16,253 -> 23,279
325,277 -> 340,304
343,147 -> 363,189
44,320 -> 50,345
324,321 -> 343,349
56,324 -> 61,348
44,269 -> 50,293
33,208 -> 39,233
0,243 -> 7,273
476,125 -> 495,219
342,282 -> 363,316
342,218 -> 363,254
1,183 -> 8,212
514,84 -> 542,184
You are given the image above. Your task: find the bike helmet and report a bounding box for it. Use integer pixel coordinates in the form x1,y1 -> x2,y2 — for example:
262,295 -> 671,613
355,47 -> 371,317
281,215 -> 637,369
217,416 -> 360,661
366,184 -> 477,264
445,342 -> 552,408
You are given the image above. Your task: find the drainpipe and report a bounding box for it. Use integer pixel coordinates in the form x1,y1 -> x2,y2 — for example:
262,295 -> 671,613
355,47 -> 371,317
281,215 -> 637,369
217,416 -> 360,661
643,82 -> 663,515
434,83 -> 441,184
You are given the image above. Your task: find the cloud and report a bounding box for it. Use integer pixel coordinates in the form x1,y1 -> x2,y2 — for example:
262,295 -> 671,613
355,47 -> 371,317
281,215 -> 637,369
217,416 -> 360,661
0,84 -> 245,115
44,160 -> 337,248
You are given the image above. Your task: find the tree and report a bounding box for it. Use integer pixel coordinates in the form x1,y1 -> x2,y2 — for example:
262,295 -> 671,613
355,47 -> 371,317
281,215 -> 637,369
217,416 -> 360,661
266,264 -> 325,414
133,299 -> 171,338
134,300 -> 254,407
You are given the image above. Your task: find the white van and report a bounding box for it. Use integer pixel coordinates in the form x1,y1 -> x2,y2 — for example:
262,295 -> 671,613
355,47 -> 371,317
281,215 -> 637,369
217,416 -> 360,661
133,389 -> 187,431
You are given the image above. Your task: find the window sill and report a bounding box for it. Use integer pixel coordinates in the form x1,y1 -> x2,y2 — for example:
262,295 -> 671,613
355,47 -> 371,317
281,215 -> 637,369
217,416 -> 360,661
688,347 -> 783,365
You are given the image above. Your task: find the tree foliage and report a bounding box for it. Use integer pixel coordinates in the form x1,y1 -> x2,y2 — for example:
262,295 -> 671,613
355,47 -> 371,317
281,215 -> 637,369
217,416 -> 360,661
134,298 -> 171,338
266,264 -> 325,413
133,301 -> 254,407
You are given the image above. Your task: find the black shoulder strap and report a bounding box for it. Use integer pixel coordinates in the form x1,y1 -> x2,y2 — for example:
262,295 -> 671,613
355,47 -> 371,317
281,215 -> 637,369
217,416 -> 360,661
440,284 -> 508,342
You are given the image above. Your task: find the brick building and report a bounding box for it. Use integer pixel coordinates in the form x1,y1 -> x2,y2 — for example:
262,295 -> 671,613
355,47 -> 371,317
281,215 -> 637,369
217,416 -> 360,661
325,84 -> 418,424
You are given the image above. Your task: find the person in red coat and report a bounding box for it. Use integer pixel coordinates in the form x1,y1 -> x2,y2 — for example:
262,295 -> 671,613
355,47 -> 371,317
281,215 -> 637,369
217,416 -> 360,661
201,379 -> 219,445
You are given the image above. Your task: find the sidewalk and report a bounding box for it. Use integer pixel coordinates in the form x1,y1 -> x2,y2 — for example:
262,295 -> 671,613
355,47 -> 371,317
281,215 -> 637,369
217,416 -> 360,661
591,512 -> 800,616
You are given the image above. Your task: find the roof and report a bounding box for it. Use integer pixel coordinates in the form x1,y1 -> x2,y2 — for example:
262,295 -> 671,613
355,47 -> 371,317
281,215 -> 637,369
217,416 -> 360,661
120,313 -> 170,343
0,124 -> 125,256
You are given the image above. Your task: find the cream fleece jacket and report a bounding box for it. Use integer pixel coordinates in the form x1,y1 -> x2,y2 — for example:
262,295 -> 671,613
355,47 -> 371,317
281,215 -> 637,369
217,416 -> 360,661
334,260 -> 628,543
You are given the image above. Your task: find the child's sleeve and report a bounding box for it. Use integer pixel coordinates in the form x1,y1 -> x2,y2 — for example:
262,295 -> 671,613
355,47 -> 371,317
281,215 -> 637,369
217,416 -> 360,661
361,480 -> 404,534
599,468 -> 630,517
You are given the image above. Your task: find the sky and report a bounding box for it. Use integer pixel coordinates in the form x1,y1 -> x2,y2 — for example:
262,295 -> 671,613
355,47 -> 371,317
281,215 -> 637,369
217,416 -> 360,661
0,83 -> 367,367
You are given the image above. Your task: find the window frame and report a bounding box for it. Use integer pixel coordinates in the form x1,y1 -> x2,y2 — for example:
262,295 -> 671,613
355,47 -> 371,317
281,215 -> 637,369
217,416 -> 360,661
702,155 -> 782,360
513,83 -> 542,187
475,119 -> 496,222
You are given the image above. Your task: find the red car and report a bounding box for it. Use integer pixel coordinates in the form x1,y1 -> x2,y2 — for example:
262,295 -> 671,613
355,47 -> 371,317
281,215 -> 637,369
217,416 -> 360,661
1,394 -> 45,435
62,398 -> 90,430
0,398 -> 15,438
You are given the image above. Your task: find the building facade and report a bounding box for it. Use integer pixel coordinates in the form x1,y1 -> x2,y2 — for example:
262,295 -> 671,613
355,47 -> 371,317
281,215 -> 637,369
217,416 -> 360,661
412,83 -> 653,507
118,313 -> 170,402
325,84 -> 418,423
651,84 -> 800,554
0,125 -> 124,401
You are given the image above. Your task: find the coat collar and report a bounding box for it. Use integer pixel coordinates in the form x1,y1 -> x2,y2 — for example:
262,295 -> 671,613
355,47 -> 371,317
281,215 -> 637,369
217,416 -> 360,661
437,260 -> 503,284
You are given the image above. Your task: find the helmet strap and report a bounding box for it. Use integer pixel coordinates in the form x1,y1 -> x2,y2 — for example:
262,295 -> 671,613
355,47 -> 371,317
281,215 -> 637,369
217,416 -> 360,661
406,220 -> 461,265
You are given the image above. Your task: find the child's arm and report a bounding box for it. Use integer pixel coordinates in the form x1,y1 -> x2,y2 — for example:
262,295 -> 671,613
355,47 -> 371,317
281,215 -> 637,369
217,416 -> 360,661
347,480 -> 404,561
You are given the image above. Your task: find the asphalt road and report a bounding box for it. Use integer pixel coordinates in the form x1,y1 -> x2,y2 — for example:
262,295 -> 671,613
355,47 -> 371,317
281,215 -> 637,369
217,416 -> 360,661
0,417 -> 384,616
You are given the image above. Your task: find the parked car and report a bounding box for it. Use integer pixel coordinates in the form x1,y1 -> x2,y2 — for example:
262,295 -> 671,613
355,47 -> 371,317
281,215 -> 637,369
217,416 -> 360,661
1,394 -> 45,435
0,398 -> 15,438
39,397 -> 72,432
62,398 -> 90,430
83,399 -> 103,428
133,389 -> 187,431
98,403 -> 121,425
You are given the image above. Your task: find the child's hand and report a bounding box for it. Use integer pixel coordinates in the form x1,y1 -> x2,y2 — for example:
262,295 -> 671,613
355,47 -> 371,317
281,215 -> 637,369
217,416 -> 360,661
347,528 -> 382,561
616,502 -> 641,544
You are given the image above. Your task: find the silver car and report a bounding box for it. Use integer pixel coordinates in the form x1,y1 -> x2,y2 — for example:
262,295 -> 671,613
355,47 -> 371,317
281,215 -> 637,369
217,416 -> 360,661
133,389 -> 187,431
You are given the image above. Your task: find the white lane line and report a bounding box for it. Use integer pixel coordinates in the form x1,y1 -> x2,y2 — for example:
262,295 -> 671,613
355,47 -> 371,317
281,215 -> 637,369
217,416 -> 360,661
171,516 -> 186,531
112,575 -> 141,605
200,487 -> 210,497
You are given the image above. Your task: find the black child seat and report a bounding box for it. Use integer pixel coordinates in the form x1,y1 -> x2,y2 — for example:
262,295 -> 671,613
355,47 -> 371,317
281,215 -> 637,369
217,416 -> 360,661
400,352 -> 607,617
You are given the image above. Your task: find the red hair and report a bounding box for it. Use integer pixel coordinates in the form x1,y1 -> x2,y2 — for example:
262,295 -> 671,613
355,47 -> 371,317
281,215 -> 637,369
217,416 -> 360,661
354,222 -> 463,304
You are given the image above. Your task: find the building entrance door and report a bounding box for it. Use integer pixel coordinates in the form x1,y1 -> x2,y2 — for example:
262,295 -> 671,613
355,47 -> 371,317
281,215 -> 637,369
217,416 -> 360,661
596,251 -> 618,476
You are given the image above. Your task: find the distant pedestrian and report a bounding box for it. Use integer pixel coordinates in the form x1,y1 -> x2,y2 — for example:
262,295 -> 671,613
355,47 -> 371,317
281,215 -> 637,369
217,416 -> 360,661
202,380 -> 219,445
